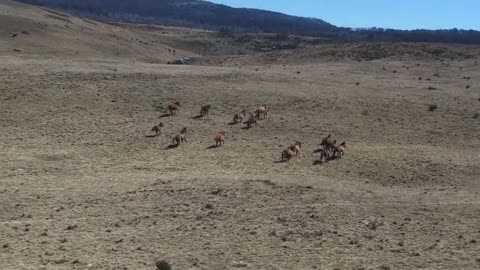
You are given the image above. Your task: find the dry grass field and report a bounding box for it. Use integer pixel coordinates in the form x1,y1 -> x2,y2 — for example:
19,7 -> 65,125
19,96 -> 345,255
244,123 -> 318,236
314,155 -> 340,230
1,1 -> 479,269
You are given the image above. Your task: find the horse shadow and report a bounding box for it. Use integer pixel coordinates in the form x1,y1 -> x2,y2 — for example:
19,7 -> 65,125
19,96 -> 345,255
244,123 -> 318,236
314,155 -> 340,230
165,144 -> 179,150
159,113 -> 172,118
313,160 -> 324,165
145,134 -> 159,138
206,145 -> 220,150
314,156 -> 340,165
192,114 -> 204,119
241,125 -> 253,130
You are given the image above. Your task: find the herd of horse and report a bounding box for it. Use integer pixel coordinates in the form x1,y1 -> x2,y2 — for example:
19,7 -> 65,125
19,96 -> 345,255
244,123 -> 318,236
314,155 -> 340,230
151,102 -> 346,163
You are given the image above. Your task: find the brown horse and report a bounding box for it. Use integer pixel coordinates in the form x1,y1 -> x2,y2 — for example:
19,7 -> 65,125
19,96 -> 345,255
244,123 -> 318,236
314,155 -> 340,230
321,134 -> 333,146
333,142 -> 346,158
245,113 -> 258,128
172,127 -> 187,146
165,101 -> 181,115
200,105 -> 211,116
255,104 -> 268,119
281,148 -> 295,162
288,141 -> 302,156
232,110 -> 246,124
151,122 -> 164,136
321,134 -> 336,152
214,131 -> 226,147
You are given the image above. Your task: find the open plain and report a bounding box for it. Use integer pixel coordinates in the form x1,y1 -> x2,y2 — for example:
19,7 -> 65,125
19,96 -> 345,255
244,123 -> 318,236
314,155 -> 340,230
1,1 -> 479,269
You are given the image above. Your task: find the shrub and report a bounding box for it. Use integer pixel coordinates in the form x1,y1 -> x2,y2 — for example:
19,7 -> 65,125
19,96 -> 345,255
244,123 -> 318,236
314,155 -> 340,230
217,27 -> 234,38
428,104 -> 438,111
156,260 -> 171,270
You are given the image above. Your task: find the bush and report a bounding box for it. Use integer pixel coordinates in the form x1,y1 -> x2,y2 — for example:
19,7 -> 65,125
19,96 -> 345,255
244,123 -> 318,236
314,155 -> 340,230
217,27 -> 234,38
428,104 -> 438,111
156,260 -> 171,270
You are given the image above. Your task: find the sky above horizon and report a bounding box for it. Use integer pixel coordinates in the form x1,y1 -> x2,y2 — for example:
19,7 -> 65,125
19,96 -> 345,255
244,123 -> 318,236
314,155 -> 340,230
209,0 -> 480,30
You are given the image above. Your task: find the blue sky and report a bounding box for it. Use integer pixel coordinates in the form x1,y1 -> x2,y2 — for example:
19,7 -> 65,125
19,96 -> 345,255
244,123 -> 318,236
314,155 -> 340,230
209,0 -> 480,30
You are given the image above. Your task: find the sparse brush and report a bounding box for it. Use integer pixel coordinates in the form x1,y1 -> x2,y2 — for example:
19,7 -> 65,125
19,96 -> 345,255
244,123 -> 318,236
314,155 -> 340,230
428,104 -> 438,111
473,113 -> 480,119
156,260 -> 171,270
217,27 -> 234,38
466,85 -> 471,89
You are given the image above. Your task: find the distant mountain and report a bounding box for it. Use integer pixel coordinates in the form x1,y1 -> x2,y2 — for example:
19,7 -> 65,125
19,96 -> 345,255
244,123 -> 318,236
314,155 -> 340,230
15,0 -> 337,37
15,0 -> 480,44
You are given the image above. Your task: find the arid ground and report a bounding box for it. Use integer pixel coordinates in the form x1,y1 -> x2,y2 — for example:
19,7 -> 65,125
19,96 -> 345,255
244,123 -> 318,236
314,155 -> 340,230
1,1 -> 479,269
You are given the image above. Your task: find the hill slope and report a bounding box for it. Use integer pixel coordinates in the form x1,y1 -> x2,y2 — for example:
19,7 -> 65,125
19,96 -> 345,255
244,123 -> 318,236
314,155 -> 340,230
15,0 -> 337,37
0,0 -> 193,62
0,0 -> 272,62
14,0 -> 480,44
